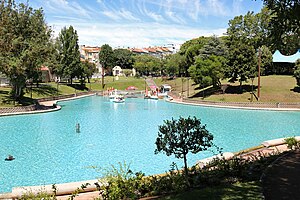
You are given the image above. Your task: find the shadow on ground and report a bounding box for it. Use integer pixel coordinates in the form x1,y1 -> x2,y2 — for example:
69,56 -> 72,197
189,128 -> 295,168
291,86 -> 300,93
159,181 -> 261,200
28,84 -> 57,96
67,84 -> 88,91
263,150 -> 300,200
190,84 -> 258,99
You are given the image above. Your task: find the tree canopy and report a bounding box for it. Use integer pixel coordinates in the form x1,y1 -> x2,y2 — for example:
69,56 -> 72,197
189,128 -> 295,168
56,26 -> 81,84
155,116 -> 214,180
99,44 -> 114,74
0,0 -> 52,100
113,48 -> 133,69
261,0 -> 300,54
133,54 -> 162,76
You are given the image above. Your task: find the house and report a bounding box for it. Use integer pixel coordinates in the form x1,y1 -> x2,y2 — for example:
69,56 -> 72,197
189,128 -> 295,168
112,66 -> 123,76
129,46 -> 174,58
80,45 -> 101,64
40,66 -> 52,82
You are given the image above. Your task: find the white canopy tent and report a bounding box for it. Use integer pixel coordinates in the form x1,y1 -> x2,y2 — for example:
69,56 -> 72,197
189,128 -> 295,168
272,50 -> 300,63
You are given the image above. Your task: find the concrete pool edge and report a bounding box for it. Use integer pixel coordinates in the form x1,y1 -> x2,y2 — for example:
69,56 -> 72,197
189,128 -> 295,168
167,98 -> 300,111
0,93 -> 96,117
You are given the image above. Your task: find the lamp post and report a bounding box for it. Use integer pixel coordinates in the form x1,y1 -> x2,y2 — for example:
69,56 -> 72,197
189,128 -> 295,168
187,77 -> 190,98
181,75 -> 184,98
257,48 -> 261,100
101,65 -> 105,89
250,75 -> 254,102
56,80 -> 59,98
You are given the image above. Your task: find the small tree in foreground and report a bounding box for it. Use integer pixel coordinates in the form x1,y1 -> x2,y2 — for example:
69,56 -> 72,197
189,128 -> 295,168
155,116 -> 214,182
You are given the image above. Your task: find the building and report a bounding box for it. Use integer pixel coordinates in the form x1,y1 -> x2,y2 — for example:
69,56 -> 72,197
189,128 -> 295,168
79,45 -> 101,64
129,46 -> 174,58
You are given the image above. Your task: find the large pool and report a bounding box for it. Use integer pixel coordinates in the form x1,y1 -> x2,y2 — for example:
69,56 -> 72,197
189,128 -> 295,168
0,96 -> 299,192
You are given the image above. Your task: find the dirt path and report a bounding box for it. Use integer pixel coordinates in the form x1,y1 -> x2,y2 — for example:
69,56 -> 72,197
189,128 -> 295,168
262,150 -> 300,200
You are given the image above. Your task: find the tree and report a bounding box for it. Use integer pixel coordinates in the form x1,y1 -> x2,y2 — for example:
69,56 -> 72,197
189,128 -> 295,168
257,45 -> 273,75
198,36 -> 228,59
99,44 -> 114,88
99,44 -> 114,73
133,54 -> 162,76
189,55 -> 226,88
260,0 -> 300,54
225,12 -> 264,90
179,37 -> 208,75
113,48 -> 133,69
155,116 -> 214,181
188,36 -> 227,88
0,0 -> 52,100
81,60 -> 96,83
294,59 -> 300,86
225,43 -> 256,90
56,26 -> 81,84
164,53 -> 186,76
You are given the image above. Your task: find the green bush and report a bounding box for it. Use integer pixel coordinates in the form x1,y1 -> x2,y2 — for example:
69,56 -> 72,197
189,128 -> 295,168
285,137 -> 300,150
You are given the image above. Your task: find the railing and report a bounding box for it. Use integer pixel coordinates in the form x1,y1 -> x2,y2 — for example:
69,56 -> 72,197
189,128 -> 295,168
182,98 -> 300,109
0,104 -> 57,114
0,91 -> 95,115
37,91 -> 95,102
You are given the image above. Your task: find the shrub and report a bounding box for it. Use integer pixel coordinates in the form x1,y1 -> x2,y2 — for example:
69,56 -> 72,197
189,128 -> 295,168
285,137 -> 300,150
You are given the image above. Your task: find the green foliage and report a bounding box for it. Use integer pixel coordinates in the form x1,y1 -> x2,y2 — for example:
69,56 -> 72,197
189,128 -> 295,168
225,7 -> 274,87
20,184 -> 57,200
261,0 -> 300,54
164,53 -> 186,76
133,54 -> 162,76
155,116 -> 214,180
122,69 -> 132,77
284,137 -> 300,150
189,55 -> 226,88
97,149 -> 283,199
225,43 -> 256,88
0,0 -> 52,100
56,26 -> 81,84
99,44 -> 114,74
179,37 -> 209,75
198,36 -> 228,59
98,162 -> 145,200
258,45 -> 273,75
294,59 -> 300,86
81,60 -> 97,83
113,48 -> 133,69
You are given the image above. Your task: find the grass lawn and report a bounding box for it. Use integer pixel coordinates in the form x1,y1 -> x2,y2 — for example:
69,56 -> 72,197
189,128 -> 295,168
159,181 -> 262,200
166,75 -> 300,103
1,75 -> 300,107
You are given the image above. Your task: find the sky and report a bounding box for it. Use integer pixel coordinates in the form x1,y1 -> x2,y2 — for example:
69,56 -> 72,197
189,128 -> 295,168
17,0 -> 264,48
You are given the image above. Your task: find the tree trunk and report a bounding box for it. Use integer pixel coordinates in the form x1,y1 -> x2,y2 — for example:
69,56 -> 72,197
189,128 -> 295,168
183,153 -> 190,187
239,80 -> 243,93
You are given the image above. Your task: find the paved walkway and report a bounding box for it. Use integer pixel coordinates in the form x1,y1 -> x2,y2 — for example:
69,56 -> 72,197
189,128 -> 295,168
262,150 -> 300,200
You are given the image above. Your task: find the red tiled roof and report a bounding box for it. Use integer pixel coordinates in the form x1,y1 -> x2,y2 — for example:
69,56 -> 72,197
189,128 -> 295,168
82,46 -> 101,52
40,66 -> 49,71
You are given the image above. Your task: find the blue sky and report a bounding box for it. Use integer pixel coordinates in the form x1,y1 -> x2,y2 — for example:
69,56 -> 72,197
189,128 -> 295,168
18,0 -> 263,47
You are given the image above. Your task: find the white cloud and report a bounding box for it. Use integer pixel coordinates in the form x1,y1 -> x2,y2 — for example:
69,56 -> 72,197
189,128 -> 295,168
146,11 -> 164,21
43,0 -> 93,19
208,0 -> 228,16
119,8 -> 140,21
102,8 -> 140,21
51,20 -> 226,47
102,11 -> 121,20
165,11 -> 186,24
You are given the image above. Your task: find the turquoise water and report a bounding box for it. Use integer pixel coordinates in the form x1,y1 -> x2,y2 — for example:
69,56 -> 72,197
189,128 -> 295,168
0,96 -> 300,192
